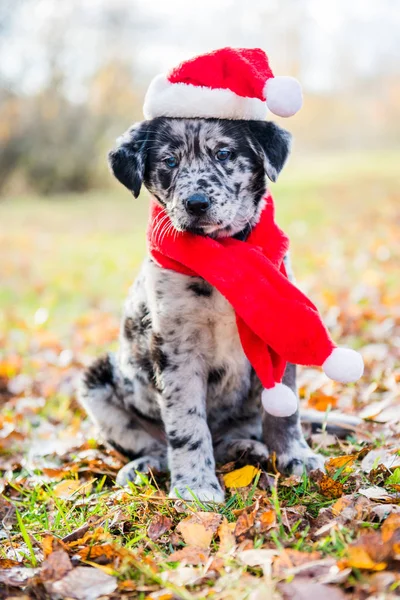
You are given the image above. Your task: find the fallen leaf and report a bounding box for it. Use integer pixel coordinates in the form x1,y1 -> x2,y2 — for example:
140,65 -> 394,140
257,509 -> 276,532
168,546 -> 209,564
53,479 -> 93,499
239,548 -> 278,567
44,566 -> 117,600
280,474 -> 302,487
0,567 -> 39,587
77,543 -> 122,565
42,534 -> 68,558
279,577 -> 347,600
147,514 -> 173,541
319,474 -> 344,499
234,509 -> 256,540
217,517 -> 236,554
273,549 -> 322,576
0,559 -> 22,568
223,465 -> 260,488
176,511 -> 222,549
325,455 -> 356,475
381,513 -> 400,542
339,545 -> 387,571
358,486 -> 392,501
307,391 -> 338,411
361,448 -> 400,473
41,550 -> 73,582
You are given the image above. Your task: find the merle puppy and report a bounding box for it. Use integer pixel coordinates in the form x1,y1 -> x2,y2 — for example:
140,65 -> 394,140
79,117 -> 324,502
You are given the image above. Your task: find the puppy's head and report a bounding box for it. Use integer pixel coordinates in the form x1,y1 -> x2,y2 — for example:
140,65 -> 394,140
109,118 -> 291,237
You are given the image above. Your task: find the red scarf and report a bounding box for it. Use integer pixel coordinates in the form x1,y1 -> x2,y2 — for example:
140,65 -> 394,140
147,195 -> 335,390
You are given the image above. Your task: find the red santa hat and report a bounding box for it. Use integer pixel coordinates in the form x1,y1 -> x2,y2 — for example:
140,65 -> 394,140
143,47 -> 303,121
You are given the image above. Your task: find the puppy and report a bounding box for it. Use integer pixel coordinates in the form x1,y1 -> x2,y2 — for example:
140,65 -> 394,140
79,117 -> 324,502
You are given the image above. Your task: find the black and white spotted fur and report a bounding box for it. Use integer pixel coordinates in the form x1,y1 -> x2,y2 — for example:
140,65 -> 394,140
79,118 -> 324,502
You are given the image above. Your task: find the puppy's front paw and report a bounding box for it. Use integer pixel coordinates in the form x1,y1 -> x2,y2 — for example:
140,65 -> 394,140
276,442 -> 325,476
169,478 -> 225,503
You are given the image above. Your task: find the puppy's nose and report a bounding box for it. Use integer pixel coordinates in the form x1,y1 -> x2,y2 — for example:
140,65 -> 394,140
185,194 -> 210,216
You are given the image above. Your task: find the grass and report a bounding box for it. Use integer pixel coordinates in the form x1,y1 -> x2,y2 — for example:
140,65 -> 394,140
1,149 -> 400,598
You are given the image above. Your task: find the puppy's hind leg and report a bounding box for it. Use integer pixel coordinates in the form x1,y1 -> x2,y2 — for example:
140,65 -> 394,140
79,353 -> 167,484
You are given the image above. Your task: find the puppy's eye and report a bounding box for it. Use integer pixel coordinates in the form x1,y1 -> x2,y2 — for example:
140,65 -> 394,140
215,149 -> 231,162
164,156 -> 178,168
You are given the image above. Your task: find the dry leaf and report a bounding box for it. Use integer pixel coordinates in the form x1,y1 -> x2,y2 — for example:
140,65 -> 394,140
234,510 -> 256,540
361,448 -> 400,473
217,517 -> 236,554
42,534 -> 68,558
325,455 -> 356,475
274,549 -> 322,576
53,479 -> 92,499
381,513 -> 400,542
41,550 -> 73,582
223,465 -> 260,488
176,511 -> 222,549
307,391 -> 338,411
319,474 -> 344,499
358,486 -> 392,501
339,545 -> 387,571
257,509 -> 276,532
279,577 -> 347,600
77,543 -> 122,565
168,545 -> 209,564
44,566 -> 117,600
0,559 -> 22,568
147,514 -> 173,541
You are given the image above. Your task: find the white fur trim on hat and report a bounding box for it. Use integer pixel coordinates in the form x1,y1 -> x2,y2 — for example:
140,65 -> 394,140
265,76 -> 303,118
261,383 -> 298,417
323,348 -> 364,383
143,74 -> 268,121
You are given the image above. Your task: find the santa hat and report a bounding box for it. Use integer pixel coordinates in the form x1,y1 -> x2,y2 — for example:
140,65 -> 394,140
143,47 -> 303,121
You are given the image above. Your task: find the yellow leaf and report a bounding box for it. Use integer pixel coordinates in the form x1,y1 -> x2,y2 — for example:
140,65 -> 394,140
53,479 -> 93,499
176,512 -> 222,549
340,546 -> 387,571
326,455 -> 356,475
223,465 -> 260,489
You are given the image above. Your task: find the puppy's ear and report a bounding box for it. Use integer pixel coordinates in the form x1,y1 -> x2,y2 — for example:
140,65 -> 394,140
108,121 -> 150,198
248,121 -> 292,182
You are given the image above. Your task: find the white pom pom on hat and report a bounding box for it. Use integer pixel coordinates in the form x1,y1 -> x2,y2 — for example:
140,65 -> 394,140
265,76 -> 303,118
322,347 -> 364,383
261,383 -> 298,417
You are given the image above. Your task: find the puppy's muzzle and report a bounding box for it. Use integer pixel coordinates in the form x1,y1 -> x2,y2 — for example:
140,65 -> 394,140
185,194 -> 210,216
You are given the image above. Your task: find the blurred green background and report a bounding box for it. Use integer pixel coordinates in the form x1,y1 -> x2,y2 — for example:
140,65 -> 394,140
1,0 -> 399,351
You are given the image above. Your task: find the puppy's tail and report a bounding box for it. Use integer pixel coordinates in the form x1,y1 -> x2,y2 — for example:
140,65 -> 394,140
300,408 -> 362,438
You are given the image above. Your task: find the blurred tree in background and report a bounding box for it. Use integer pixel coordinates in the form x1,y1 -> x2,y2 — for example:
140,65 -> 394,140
0,0 -> 399,196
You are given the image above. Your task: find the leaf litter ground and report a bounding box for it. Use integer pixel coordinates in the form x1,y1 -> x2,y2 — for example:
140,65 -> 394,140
0,152 -> 399,599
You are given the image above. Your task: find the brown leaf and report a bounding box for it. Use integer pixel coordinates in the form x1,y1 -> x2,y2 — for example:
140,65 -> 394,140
44,566 -> 117,600
176,511 -> 222,549
279,577 -> 347,600
0,558 -> 22,568
274,549 -> 322,576
234,509 -> 256,540
168,545 -> 209,564
41,550 -> 73,582
319,474 -> 344,499
147,514 -> 173,541
361,448 -> 400,473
